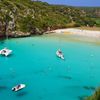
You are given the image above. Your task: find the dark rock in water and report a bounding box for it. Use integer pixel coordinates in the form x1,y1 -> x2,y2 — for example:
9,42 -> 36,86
57,75 -> 72,80
78,96 -> 87,100
0,41 -> 5,44
78,96 -> 84,100
90,87 -> 96,90
0,86 -> 8,91
83,86 -> 95,90
32,44 -> 34,46
16,91 -> 28,97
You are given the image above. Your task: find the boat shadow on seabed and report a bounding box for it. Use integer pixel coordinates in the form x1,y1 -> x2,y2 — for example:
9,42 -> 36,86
16,91 -> 28,97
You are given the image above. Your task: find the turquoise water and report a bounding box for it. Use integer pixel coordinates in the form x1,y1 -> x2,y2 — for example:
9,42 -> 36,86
0,34 -> 100,100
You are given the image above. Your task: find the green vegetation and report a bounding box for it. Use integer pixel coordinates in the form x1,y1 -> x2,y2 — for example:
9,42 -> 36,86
94,18 -> 100,27
79,7 -> 100,18
85,88 -> 100,100
79,7 -> 100,27
0,0 -> 100,37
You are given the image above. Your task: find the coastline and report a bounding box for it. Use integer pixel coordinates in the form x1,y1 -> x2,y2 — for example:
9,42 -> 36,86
0,27 -> 100,39
49,27 -> 100,38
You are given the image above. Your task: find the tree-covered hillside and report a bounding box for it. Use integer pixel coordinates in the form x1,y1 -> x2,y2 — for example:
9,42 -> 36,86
79,7 -> 100,18
0,0 -> 100,37
79,7 -> 100,27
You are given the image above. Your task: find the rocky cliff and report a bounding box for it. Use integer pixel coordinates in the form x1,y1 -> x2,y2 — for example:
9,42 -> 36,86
0,0 -> 100,38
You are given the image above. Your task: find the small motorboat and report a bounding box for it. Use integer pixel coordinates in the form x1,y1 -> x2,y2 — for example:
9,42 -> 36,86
0,48 -> 12,56
56,49 -> 64,60
12,84 -> 26,92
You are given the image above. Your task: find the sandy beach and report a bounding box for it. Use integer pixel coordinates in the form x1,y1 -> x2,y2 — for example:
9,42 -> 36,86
51,28 -> 100,38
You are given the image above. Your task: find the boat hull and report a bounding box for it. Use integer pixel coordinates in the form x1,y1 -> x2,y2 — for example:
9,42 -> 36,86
0,48 -> 12,56
56,51 -> 64,60
12,84 -> 26,92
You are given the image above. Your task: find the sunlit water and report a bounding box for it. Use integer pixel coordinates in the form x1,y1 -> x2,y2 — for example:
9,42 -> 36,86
0,34 -> 100,100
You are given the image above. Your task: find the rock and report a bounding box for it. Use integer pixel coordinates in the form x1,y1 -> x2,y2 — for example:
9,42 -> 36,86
83,86 -> 95,90
0,21 -> 5,38
31,27 -> 43,35
9,31 -> 31,38
47,27 -> 51,31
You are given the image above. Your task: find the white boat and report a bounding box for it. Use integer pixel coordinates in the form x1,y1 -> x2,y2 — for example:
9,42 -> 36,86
56,49 -> 64,60
0,48 -> 12,56
12,84 -> 26,92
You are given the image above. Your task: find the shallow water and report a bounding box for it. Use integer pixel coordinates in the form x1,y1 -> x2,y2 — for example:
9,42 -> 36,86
0,34 -> 100,100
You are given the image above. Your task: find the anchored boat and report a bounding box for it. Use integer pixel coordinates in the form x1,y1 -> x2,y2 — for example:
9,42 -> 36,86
56,49 -> 64,60
0,48 -> 12,56
12,84 -> 26,92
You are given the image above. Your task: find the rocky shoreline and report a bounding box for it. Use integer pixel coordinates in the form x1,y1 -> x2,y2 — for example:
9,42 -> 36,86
0,27 -> 45,39
1,27 -> 100,39
0,32 -> 30,38
9,31 -> 31,38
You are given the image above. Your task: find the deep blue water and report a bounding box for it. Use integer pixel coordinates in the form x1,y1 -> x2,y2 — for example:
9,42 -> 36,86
0,34 -> 100,100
